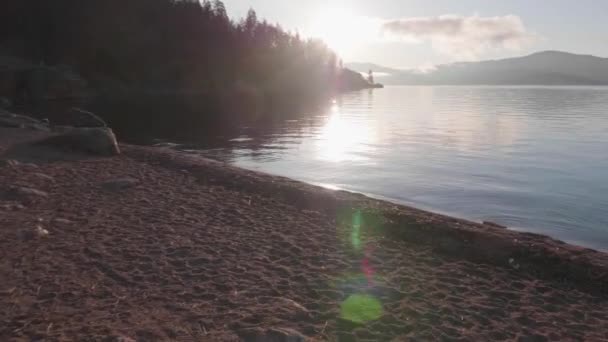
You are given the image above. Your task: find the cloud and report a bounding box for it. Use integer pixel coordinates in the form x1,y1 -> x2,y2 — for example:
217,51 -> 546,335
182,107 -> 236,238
381,15 -> 534,59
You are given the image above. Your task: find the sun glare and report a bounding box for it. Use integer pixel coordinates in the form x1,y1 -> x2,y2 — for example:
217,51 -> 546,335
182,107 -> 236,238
317,103 -> 375,162
309,7 -> 379,57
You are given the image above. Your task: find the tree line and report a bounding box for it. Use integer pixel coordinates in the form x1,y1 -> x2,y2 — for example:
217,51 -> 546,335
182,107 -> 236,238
1,0 -> 365,124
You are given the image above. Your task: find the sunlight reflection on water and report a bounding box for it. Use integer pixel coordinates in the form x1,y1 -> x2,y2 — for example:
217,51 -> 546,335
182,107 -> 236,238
197,86 -> 608,251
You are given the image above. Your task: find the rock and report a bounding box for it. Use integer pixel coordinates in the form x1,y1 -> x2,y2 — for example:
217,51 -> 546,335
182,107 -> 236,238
483,221 -> 507,229
0,203 -> 26,211
0,159 -> 20,167
102,177 -> 139,191
0,111 -> 42,124
239,327 -> 307,342
36,127 -> 120,156
35,225 -> 50,237
0,111 -> 47,129
276,297 -> 309,315
52,218 -> 73,225
25,122 -> 51,132
32,173 -> 54,182
0,117 -> 22,128
67,107 -> 107,127
1,186 -> 49,201
0,97 -> 11,109
256,328 -> 307,342
18,225 -> 49,241
52,125 -> 76,133
153,142 -> 179,148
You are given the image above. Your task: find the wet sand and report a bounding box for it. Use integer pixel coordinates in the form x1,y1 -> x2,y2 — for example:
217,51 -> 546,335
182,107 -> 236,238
1,128 -> 607,341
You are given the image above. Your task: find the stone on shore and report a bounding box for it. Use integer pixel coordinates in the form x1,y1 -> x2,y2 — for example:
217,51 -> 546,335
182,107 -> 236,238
36,127 -> 120,156
52,218 -> 74,225
0,97 -> 11,109
0,111 -> 50,131
264,328 -> 307,342
0,159 -> 20,167
0,111 -> 43,125
67,107 -> 107,127
240,327 -> 307,342
102,177 -> 139,191
18,225 -> 50,241
1,186 -> 49,202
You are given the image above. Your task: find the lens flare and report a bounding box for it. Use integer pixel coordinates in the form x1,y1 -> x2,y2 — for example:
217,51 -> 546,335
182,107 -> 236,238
340,294 -> 383,323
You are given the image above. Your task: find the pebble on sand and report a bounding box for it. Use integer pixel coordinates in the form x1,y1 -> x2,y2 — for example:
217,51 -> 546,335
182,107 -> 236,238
18,225 -> 50,241
52,218 -> 74,225
102,177 -> 140,191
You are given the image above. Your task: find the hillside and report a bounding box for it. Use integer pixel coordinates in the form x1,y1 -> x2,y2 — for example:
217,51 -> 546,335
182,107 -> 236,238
348,51 -> 608,85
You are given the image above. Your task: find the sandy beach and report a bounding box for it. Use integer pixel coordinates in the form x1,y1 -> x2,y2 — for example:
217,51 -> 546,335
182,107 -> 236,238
1,127 -> 608,341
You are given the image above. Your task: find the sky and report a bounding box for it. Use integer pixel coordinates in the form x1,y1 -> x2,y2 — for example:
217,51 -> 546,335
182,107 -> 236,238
223,0 -> 608,69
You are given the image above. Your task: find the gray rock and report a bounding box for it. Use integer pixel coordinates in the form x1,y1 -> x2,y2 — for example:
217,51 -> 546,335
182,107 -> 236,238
102,177 -> 139,191
0,111 -> 46,129
0,159 -> 20,167
0,111 -> 42,124
68,107 -> 107,127
0,97 -> 11,109
256,328 -> 307,342
36,127 -> 120,156
52,125 -> 76,133
52,218 -> 74,225
1,186 -> 49,202
25,122 -> 51,132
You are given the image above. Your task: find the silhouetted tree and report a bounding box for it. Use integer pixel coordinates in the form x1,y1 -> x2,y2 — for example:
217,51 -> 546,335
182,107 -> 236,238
1,0 -> 364,124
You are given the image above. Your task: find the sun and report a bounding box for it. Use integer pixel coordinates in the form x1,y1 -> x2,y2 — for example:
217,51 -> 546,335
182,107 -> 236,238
308,7 -> 379,57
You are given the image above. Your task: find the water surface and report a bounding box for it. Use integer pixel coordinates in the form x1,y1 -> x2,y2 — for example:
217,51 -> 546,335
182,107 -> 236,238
197,86 -> 608,250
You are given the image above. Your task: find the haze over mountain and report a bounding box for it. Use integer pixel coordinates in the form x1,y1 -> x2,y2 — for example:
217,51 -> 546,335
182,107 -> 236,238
347,51 -> 608,85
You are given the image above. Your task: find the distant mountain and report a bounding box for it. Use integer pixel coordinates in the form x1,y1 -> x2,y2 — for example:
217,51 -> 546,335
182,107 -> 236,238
348,51 -> 608,85
345,62 -> 403,75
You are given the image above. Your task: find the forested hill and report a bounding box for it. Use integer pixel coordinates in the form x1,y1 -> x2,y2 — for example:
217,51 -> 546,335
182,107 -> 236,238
348,51 -> 608,85
1,0 -> 372,119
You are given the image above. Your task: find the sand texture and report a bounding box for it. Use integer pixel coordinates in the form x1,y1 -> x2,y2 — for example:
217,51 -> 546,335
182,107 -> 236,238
1,128 -> 608,341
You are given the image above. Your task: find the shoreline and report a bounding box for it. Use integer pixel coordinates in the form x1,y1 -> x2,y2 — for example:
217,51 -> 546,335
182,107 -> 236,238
132,146 -> 608,295
300,179 -> 605,253
1,127 -> 607,340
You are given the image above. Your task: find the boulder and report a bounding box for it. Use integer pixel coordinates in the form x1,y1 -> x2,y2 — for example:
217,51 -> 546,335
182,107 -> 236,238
0,111 -> 45,128
0,97 -> 11,109
67,107 -> 107,127
0,116 -> 22,128
36,127 -> 120,156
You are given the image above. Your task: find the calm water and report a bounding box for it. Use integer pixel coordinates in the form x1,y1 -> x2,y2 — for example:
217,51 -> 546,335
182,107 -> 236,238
196,86 -> 608,250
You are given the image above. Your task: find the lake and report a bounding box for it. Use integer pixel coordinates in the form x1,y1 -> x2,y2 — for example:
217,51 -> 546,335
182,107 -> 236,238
191,86 -> 608,251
